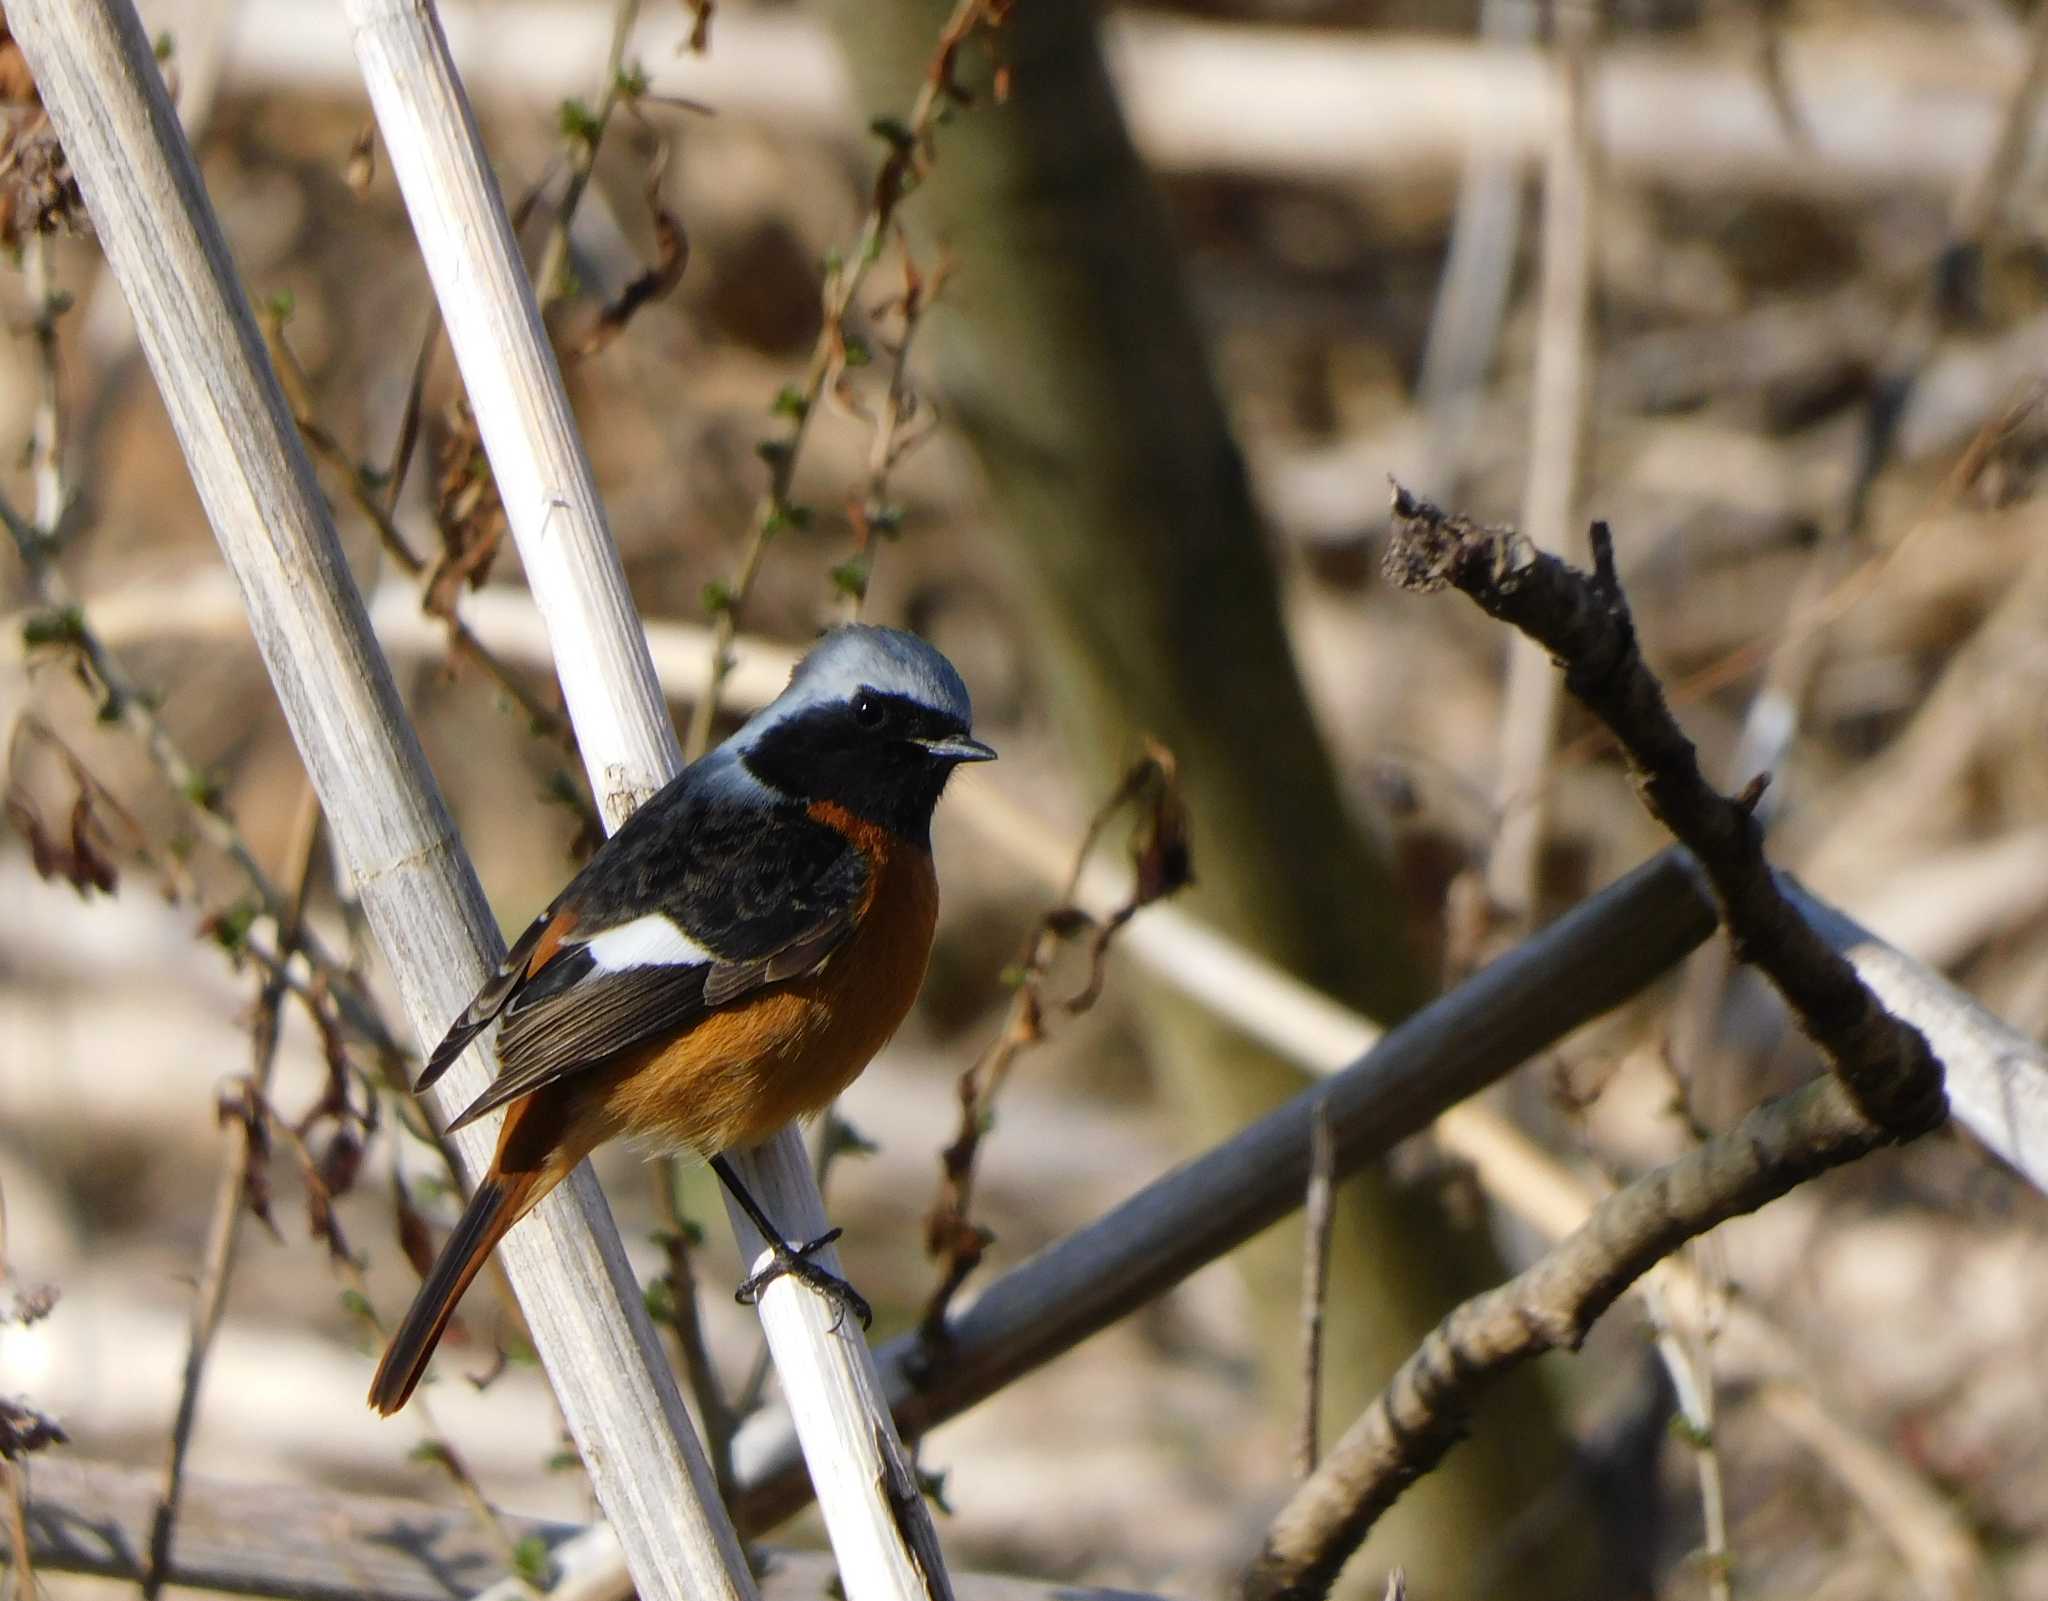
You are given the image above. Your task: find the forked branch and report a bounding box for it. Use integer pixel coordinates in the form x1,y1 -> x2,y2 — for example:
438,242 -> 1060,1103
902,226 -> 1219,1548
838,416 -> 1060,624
1382,485 -> 1944,1139
1239,490 -> 1950,1601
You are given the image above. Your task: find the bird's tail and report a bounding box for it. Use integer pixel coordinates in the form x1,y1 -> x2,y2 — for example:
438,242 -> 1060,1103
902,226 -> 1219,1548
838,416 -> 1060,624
367,1164 -> 538,1416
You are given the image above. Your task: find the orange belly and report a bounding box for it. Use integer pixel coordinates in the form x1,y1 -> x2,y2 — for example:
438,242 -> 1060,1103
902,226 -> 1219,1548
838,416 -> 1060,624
580,825 -> 938,1157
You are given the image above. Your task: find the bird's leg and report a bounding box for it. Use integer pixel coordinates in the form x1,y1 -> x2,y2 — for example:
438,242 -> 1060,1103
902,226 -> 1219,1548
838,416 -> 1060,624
710,1154 -> 874,1331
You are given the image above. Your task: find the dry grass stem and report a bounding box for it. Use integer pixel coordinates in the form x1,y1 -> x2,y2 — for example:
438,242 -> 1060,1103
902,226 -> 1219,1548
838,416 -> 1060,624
23,231 -> 63,531
1294,1106 -> 1336,1480
1485,3 -> 1596,925
918,745 -> 1189,1344
3,487 -> 400,1070
1243,1071 -> 1908,1601
1639,1274 -> 1732,1601
834,248 -> 948,619
532,0 -> 644,311
141,782 -> 324,1601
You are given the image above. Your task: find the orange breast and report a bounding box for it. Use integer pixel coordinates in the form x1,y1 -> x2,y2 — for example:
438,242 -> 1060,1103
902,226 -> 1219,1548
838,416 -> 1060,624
583,811 -> 939,1157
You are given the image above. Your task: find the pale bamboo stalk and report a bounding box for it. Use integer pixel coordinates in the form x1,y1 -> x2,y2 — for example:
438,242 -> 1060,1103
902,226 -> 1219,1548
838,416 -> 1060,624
336,6 -> 950,1597
0,5 -> 751,1599
340,0 -> 677,820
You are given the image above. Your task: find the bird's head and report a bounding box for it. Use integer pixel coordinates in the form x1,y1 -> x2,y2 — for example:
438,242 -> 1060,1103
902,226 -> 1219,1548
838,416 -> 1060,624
734,626 -> 995,841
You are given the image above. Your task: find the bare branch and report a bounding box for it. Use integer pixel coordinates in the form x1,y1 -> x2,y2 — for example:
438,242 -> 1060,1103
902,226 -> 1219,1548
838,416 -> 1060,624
918,745 -> 1190,1343
142,782 -> 323,1601
834,246 -> 949,618
532,0 -> 643,312
1384,486 -> 1946,1139
1234,490 -> 1957,1599
1244,1071 -> 1895,1601
732,847 -> 1722,1532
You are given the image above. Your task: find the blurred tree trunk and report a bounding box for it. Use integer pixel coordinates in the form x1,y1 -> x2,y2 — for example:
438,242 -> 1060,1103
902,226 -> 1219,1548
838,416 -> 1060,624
825,2 -> 1599,1593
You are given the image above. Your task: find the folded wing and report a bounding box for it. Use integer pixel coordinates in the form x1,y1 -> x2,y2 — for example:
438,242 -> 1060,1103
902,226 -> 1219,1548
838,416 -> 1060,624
418,774 -> 871,1131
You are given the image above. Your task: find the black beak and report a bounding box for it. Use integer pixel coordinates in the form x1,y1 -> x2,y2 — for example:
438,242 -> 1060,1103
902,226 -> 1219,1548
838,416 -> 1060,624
919,733 -> 997,764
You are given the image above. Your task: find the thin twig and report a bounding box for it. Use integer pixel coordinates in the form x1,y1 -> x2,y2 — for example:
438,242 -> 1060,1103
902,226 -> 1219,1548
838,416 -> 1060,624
262,308 -> 423,570
1640,1271 -> 1732,1601
1243,1071 -> 1906,1601
1,489 -> 403,1063
1939,0 -> 2048,317
651,1168 -> 741,1503
1725,8 -> 2048,822
23,230 -> 63,531
533,0 -> 644,311
1484,1 -> 1596,925
378,307 -> 441,522
142,782 -> 324,1601
832,247 -> 948,620
1295,1104 -> 1336,1480
1408,0 -> 1530,508
918,745 -> 1189,1345
684,0 -> 1006,757
263,1099 -> 535,1578
261,306 -> 588,775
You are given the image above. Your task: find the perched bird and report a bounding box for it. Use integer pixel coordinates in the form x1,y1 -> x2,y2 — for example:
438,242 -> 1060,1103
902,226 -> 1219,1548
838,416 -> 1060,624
368,625 -> 994,1415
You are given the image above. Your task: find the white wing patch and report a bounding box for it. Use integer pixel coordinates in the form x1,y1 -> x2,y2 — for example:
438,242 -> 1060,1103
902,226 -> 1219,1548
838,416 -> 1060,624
582,913 -> 715,972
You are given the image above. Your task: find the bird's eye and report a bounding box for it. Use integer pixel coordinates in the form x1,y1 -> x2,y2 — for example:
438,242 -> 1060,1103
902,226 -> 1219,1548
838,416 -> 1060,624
852,691 -> 887,730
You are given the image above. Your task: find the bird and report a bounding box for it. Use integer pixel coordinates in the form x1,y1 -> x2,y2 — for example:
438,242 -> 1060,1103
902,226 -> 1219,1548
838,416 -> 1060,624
367,625 -> 994,1415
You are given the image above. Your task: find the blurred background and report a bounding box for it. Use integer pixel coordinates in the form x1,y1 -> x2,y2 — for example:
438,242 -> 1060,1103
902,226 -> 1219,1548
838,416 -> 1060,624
5,0 -> 2048,1596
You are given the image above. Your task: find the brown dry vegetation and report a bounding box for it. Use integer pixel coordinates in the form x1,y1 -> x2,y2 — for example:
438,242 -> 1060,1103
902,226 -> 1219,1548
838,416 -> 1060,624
6,0 -> 2048,1598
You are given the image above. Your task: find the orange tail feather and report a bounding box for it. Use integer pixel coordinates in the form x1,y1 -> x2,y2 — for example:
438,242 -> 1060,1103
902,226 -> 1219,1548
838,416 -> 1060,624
368,1165 -> 537,1415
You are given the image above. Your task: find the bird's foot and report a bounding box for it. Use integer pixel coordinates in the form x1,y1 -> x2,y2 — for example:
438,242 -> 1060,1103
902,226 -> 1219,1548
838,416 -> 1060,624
736,1228 -> 873,1331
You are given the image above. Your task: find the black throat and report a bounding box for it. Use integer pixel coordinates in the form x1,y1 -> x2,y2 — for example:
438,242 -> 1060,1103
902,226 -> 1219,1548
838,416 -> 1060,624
741,701 -> 955,846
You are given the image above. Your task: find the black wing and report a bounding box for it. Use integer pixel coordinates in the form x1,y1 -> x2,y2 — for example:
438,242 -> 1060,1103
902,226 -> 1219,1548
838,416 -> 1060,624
430,766 -> 869,1131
